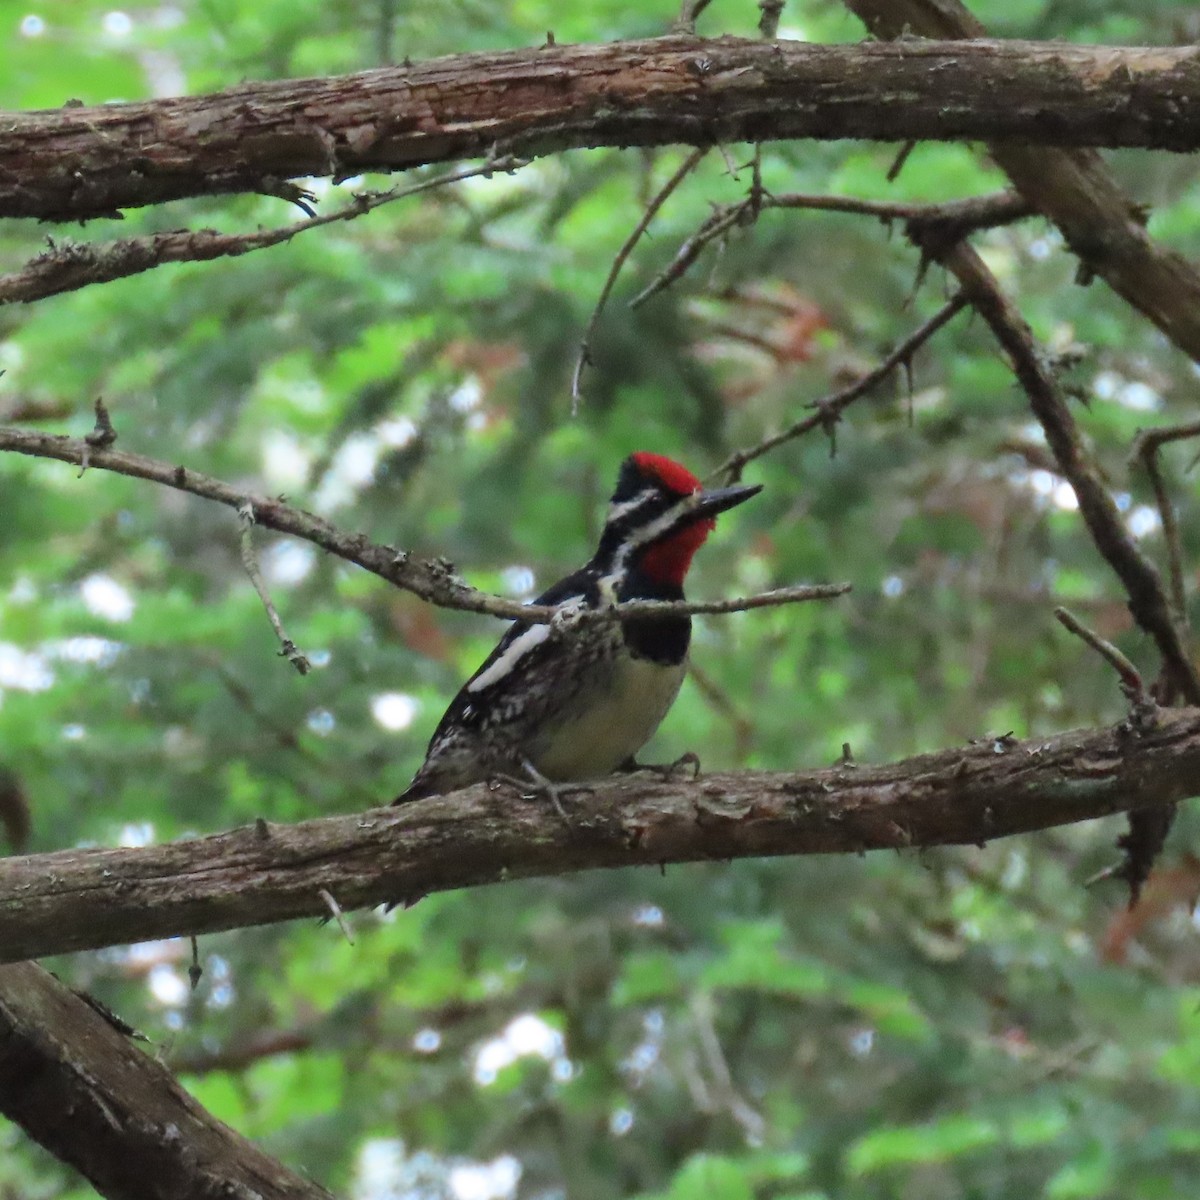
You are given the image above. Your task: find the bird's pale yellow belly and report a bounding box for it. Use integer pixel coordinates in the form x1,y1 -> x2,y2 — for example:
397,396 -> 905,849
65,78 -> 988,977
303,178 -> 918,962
530,653 -> 687,781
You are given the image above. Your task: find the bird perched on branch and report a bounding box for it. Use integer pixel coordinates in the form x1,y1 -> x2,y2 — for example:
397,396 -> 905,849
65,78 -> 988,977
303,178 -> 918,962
395,452 -> 761,805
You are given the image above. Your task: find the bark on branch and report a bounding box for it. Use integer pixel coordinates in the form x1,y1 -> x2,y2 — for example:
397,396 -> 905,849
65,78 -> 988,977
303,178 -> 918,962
0,962 -> 333,1200
3,709 -> 1200,963
846,0 -> 1200,363
6,36 -> 1200,221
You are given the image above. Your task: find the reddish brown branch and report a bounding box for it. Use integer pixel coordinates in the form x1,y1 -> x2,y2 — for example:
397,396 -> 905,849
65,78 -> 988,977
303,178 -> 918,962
3,710 -> 1200,962
6,37 -> 1200,222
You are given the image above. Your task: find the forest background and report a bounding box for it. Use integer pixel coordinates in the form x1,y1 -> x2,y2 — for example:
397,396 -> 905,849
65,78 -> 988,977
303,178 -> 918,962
4,0 -> 1200,1197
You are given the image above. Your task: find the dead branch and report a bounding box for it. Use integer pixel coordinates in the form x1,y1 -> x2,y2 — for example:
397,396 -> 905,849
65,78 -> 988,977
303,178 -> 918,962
907,236 -> 1200,707
0,424 -> 845,625
716,292 -> 969,480
845,0 -> 1200,364
0,962 -> 333,1200
6,37 -> 1200,222
3,709 -> 1200,962
0,156 -> 529,306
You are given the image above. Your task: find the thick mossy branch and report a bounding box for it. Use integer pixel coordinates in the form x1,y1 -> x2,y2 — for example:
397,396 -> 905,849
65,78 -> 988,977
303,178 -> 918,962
3,710 -> 1200,962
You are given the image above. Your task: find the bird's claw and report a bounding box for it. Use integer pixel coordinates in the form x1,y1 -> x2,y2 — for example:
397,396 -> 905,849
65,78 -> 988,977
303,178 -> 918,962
493,760 -> 592,823
617,751 -> 701,780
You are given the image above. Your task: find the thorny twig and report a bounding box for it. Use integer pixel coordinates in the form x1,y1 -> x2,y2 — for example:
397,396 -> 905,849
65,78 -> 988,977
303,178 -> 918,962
631,190 -> 1030,310
572,148 -> 708,406
714,292 -> 969,481
238,501 -> 312,676
0,424 -> 848,627
0,156 -> 530,306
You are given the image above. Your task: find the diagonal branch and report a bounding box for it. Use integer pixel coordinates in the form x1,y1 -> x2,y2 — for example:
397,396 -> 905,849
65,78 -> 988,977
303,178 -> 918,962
907,234 -> 1200,705
3,709 -> 1200,963
0,962 -> 333,1200
715,291 -> 969,481
845,0 -> 1200,363
0,425 -> 846,625
6,37 -> 1200,221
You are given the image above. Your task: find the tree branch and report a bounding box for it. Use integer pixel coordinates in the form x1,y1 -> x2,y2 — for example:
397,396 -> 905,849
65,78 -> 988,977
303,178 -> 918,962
6,37 -> 1200,221
4,710 -> 1200,962
903,235 -> 1200,706
0,962 -> 333,1200
715,292 -> 969,479
0,425 -> 845,625
0,156 -> 529,306
845,0 -> 1200,364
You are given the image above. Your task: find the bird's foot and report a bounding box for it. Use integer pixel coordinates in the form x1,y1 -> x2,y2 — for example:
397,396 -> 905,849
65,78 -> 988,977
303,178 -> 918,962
616,751 -> 701,780
492,759 -> 592,822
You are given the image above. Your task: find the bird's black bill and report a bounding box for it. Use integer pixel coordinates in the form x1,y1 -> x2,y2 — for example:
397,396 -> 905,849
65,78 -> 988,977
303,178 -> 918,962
689,482 -> 762,520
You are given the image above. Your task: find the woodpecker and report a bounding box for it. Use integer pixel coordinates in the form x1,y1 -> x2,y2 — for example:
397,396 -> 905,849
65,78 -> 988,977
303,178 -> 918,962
394,452 -> 761,804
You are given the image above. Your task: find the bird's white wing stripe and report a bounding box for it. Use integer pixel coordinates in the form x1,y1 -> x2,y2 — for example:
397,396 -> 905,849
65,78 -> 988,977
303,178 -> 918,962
465,594 -> 585,693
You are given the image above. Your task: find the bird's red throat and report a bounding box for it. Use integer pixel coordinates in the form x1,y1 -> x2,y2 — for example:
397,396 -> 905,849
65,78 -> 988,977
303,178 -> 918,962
637,518 -> 716,587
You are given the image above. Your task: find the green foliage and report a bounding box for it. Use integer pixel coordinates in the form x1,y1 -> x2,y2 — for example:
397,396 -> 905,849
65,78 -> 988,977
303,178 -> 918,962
5,2 -> 1200,1199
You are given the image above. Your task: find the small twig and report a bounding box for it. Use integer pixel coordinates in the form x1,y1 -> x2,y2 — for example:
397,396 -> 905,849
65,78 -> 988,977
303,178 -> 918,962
318,889 -> 355,944
715,292 -> 969,481
757,0 -> 786,38
78,397 -> 117,476
631,190 -> 1029,311
238,502 -> 312,675
572,148 -> 707,406
886,140 -> 917,183
1054,606 -> 1148,705
615,582 -> 851,619
188,936 -> 203,990
689,992 -> 766,1142
630,200 -> 754,309
1130,419 -> 1200,630
0,156 -> 531,306
671,0 -> 713,33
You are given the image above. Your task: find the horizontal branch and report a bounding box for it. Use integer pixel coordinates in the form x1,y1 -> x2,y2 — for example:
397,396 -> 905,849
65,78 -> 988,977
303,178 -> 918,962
7,36 -> 1200,220
4,709 -> 1200,962
0,962 -> 333,1200
0,156 -> 529,306
0,425 -> 843,625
